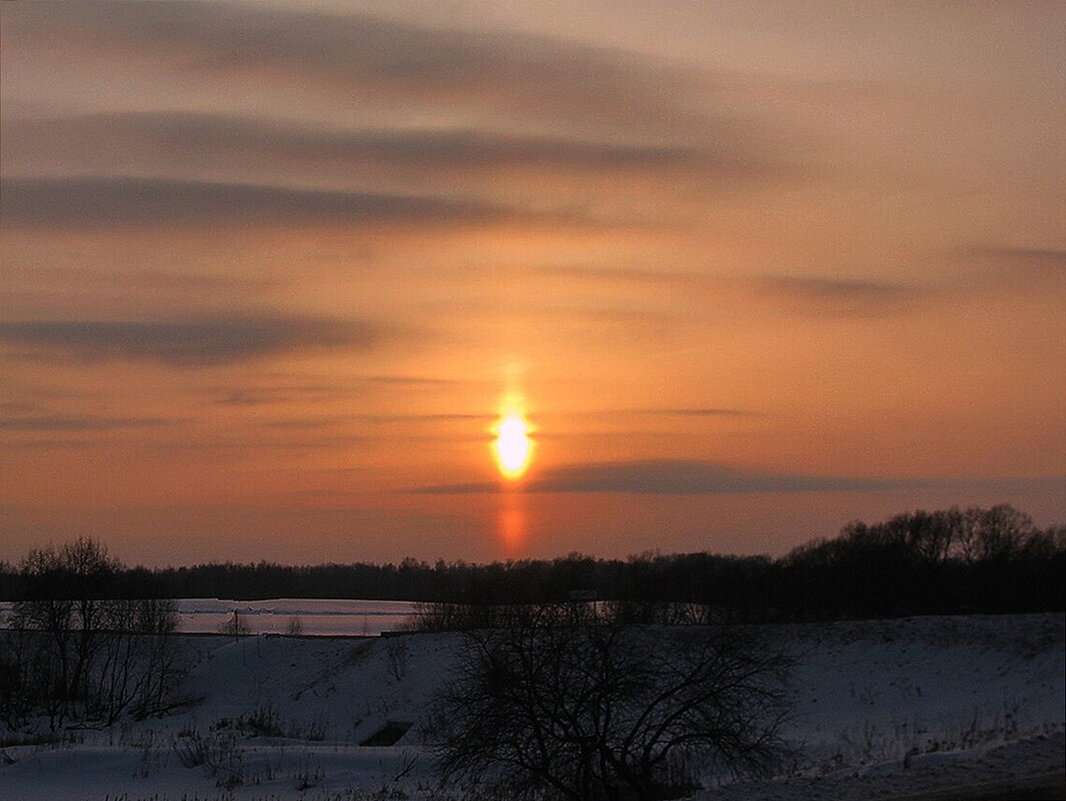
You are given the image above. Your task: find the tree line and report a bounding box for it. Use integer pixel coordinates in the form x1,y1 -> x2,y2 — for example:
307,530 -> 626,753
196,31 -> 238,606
0,504 -> 1062,621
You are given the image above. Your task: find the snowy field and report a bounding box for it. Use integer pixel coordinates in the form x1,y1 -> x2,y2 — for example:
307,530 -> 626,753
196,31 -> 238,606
0,613 -> 1062,801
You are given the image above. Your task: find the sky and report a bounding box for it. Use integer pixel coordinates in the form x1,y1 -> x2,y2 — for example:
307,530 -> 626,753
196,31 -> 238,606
1,1 -> 1064,568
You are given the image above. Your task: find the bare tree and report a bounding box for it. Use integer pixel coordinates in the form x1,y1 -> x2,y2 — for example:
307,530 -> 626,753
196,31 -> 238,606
434,607 -> 790,801
11,539 -> 121,725
3,539 -> 186,729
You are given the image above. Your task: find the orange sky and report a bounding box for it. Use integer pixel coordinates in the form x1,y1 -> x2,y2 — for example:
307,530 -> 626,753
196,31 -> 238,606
1,2 -> 1063,567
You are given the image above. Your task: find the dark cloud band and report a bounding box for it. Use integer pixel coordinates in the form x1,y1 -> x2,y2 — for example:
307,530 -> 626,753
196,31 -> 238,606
0,316 -> 378,367
0,177 -> 507,228
3,113 -> 702,175
756,275 -> 920,317
0,415 -> 183,432
409,459 -> 913,495
3,3 -> 743,142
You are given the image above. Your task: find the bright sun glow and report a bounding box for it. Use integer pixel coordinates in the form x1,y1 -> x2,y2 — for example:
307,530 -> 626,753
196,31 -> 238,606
493,410 -> 533,480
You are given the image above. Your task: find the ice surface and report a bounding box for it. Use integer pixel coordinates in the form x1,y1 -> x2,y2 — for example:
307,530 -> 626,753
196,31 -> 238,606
1,598 -> 420,636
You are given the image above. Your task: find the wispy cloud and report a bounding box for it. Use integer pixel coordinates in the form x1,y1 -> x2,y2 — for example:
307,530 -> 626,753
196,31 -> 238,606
411,461 -> 1064,497
0,177 -> 513,229
756,275 -> 921,317
4,264 -> 273,293
212,386 -> 351,407
3,5 -> 728,140
0,414 -> 184,432
625,408 -> 752,418
955,247 -> 1066,287
530,267 -> 925,320
3,112 -> 708,177
0,316 -> 379,367
543,407 -> 755,424
359,375 -> 466,388
208,374 -> 465,407
264,412 -> 490,430
962,246 -> 1065,266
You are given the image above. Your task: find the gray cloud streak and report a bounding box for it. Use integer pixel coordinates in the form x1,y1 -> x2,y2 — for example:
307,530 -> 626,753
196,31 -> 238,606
3,4 -> 754,143
0,316 -> 379,367
208,375 -> 464,407
0,414 -> 184,432
756,275 -> 921,317
956,247 -> 1066,287
264,413 -> 489,430
630,408 -> 751,418
3,113 -> 707,176
3,264 -> 273,293
0,177 -> 510,229
409,459 -> 914,495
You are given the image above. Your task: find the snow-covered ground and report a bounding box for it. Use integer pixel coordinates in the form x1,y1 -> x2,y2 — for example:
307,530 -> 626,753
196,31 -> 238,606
1,614 -> 1062,800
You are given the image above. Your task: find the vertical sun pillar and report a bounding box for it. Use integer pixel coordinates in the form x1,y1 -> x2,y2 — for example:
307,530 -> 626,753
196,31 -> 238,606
492,399 -> 534,553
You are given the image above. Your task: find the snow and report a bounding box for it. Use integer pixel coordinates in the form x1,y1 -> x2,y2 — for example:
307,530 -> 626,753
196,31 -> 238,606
777,614 -> 1064,773
1,613 -> 1062,800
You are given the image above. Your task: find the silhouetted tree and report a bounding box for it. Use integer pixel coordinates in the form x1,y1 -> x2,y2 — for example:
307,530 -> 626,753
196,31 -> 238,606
3,538 -> 186,729
435,606 -> 790,800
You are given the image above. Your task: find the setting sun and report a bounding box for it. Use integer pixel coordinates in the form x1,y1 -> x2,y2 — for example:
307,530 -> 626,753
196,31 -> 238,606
493,410 -> 534,480
1,0 -> 1062,569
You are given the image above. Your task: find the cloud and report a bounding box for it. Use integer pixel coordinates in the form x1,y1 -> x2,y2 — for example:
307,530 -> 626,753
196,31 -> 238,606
542,407 -> 754,426
0,414 -> 183,432
529,266 -> 924,321
4,4 -> 767,148
749,251 -> 1064,321
0,402 -> 42,415
756,275 -> 921,317
411,461 -> 1063,497
212,386 -> 350,407
409,459 -> 911,495
955,247 -> 1066,287
0,439 -> 103,452
0,177 -> 511,229
264,412 -> 490,430
0,316 -> 379,367
975,247 -> 1066,266
208,374 -> 466,407
628,408 -> 751,418
3,264 -> 272,294
359,374 -> 465,388
3,112 -> 707,177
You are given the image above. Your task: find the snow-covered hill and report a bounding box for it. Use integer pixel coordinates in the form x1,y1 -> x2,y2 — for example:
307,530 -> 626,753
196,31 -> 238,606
1,614 -> 1062,800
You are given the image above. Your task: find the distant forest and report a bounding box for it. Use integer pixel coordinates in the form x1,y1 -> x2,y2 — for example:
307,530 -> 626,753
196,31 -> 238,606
1,504 -> 1062,621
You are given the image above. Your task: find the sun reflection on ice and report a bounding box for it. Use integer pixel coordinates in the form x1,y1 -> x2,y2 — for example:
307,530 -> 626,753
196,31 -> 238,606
497,490 -> 527,554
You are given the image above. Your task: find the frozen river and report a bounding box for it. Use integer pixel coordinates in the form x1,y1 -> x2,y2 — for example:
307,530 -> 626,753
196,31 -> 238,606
0,598 -> 421,636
